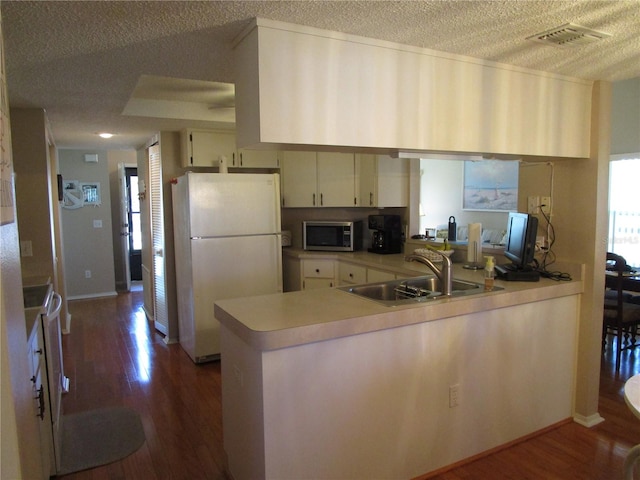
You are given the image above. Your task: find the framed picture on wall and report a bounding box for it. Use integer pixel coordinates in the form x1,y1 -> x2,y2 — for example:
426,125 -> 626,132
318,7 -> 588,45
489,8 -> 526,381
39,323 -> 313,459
463,160 -> 519,211
80,182 -> 101,205
62,179 -> 83,209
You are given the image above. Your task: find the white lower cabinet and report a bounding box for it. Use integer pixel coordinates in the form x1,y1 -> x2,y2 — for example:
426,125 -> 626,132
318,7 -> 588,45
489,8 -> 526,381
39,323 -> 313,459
302,259 -> 336,290
366,268 -> 397,283
340,262 -> 402,285
283,256 -> 337,291
27,318 -> 54,478
338,263 -> 367,286
284,255 -> 413,292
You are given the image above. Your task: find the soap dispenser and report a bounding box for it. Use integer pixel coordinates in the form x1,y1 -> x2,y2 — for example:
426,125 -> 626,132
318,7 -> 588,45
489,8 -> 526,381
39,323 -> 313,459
484,256 -> 495,291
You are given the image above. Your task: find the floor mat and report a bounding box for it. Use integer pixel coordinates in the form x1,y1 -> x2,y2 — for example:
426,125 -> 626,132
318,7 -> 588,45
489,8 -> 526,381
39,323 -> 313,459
58,406 -> 145,475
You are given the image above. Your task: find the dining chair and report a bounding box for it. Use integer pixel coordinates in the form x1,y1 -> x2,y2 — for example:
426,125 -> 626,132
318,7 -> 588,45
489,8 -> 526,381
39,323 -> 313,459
603,252 -> 640,372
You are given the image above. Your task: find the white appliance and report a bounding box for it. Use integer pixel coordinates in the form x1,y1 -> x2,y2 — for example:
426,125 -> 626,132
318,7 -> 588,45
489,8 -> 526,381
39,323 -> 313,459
24,283 -> 68,474
172,172 -> 283,363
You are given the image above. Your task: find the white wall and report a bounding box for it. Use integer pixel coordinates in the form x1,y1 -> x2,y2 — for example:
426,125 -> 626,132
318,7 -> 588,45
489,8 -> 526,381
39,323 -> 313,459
419,158 -> 509,235
1,18 -> 45,478
59,149 -> 116,299
611,77 -> 640,155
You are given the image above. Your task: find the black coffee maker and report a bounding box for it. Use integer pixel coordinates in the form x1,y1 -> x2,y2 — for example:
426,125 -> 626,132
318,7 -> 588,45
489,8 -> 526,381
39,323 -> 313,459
368,215 -> 403,254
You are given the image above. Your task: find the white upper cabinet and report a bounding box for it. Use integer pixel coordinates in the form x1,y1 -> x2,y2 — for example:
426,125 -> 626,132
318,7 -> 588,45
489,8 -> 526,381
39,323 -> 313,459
316,152 -> 356,207
181,129 -> 280,169
181,129 -> 236,168
234,19 -> 592,159
357,155 -> 409,207
234,149 -> 280,169
281,151 -> 356,207
281,151 -> 317,207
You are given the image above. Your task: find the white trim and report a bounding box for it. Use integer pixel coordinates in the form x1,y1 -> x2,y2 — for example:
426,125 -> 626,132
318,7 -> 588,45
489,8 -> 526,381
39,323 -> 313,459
61,313 -> 72,335
67,291 -> 118,301
573,413 -> 605,427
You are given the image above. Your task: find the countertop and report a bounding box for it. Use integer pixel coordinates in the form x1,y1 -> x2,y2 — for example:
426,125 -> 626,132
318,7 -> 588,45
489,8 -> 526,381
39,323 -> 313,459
215,250 -> 584,352
23,282 -> 52,333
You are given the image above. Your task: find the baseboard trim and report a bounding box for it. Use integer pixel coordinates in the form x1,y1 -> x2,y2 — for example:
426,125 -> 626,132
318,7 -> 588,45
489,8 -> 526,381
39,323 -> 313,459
414,418 -> 573,479
573,412 -> 605,427
67,291 -> 118,301
62,313 -> 72,335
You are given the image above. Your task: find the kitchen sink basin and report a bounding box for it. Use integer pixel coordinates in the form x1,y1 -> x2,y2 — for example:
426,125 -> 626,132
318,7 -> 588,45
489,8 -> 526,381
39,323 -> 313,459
338,275 -> 502,306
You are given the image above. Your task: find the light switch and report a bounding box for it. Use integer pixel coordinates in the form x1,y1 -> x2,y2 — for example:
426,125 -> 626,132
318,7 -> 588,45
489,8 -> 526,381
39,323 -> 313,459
93,219 -> 103,228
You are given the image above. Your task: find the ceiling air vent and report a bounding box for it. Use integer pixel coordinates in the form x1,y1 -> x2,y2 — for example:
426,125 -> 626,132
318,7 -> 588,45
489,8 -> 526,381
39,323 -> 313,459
527,23 -> 612,47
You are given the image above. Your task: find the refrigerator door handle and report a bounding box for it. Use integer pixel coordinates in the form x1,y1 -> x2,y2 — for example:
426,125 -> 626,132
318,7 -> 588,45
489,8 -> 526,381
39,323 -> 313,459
276,240 -> 284,293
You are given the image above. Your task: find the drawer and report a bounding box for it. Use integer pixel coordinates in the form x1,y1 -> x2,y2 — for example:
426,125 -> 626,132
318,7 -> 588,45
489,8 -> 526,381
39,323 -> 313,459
303,260 -> 335,278
303,278 -> 335,290
339,263 -> 367,284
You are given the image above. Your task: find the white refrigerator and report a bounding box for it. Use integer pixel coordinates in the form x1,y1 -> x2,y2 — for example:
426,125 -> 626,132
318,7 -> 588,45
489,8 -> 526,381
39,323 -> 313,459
172,172 -> 283,363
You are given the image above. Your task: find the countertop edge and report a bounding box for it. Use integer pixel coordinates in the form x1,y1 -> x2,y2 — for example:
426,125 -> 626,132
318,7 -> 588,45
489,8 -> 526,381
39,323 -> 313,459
216,276 -> 583,352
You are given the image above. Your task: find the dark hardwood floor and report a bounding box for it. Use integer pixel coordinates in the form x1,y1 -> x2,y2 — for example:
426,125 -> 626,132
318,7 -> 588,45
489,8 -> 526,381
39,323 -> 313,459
58,290 -> 640,479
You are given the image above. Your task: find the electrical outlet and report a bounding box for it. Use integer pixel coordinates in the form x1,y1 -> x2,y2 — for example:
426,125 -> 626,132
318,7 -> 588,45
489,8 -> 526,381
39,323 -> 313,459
527,196 -> 539,214
85,270 -> 91,279
449,384 -> 460,408
540,196 -> 551,215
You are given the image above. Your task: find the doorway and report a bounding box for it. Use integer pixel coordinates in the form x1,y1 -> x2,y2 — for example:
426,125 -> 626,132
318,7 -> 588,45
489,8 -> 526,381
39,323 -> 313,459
608,155 -> 640,268
124,167 -> 142,282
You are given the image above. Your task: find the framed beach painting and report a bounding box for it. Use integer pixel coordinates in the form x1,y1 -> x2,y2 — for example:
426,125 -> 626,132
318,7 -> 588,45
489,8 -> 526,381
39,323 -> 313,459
463,160 -> 518,211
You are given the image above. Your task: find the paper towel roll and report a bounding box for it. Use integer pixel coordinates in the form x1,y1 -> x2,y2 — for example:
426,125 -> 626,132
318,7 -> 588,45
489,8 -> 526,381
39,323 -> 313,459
467,223 -> 482,264
218,155 -> 228,173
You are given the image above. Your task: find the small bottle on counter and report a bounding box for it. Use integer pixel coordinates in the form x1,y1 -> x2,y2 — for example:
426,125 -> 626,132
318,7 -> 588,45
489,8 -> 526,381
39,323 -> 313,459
484,256 -> 495,291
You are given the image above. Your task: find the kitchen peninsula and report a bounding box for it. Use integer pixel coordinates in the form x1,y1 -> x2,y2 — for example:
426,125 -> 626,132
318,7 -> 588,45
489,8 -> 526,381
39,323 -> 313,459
214,254 -> 583,480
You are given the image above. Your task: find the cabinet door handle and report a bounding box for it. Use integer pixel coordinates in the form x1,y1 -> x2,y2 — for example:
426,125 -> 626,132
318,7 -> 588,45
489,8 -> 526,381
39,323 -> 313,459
239,152 -> 243,167
315,269 -> 320,273
35,385 -> 45,420
370,192 -> 373,206
320,193 -> 324,206
349,273 -> 353,278
312,193 -> 316,206
35,348 -> 43,355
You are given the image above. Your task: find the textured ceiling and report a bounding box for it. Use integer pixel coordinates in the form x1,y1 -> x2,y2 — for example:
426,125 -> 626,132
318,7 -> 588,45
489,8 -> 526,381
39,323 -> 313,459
3,0 -> 639,149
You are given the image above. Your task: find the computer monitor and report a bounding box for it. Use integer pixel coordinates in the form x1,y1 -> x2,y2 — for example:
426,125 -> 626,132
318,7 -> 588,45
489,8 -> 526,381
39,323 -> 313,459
503,212 -> 538,270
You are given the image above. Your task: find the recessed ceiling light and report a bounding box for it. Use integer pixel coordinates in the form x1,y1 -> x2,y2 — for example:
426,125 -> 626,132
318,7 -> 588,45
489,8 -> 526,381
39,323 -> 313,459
98,132 -> 114,139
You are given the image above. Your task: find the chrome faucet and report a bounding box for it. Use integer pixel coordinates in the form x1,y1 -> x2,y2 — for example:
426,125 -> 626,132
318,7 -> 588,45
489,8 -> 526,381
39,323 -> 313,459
405,253 -> 453,296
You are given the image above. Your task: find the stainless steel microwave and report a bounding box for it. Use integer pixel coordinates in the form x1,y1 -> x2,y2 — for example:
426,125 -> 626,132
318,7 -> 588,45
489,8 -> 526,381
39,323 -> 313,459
303,221 -> 363,252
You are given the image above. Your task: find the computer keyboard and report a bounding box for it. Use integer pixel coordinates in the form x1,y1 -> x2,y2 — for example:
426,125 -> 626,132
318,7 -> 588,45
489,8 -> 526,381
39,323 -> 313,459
495,264 -> 540,282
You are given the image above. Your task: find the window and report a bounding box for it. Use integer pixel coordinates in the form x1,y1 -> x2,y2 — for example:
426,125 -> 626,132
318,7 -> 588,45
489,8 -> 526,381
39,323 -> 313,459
609,156 -> 640,268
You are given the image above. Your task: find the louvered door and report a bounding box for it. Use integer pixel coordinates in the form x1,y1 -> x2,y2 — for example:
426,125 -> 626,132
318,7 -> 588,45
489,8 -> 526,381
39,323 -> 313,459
149,144 -> 169,336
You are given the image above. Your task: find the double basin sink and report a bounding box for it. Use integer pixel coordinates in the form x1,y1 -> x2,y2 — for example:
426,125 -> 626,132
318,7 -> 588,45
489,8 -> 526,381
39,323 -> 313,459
339,275 -> 502,307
